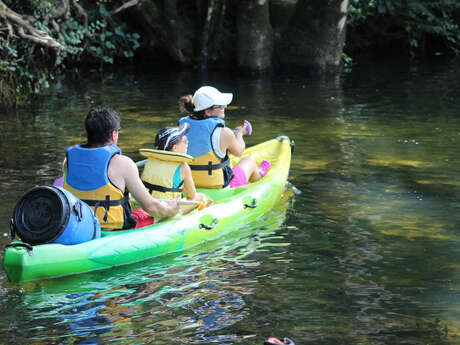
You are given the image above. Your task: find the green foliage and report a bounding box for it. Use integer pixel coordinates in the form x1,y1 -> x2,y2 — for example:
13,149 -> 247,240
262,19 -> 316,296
341,51 -> 353,72
347,0 -> 460,56
0,1 -> 141,106
88,18 -> 140,64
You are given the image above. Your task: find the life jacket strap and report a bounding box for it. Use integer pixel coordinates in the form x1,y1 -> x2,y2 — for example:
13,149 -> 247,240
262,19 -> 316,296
83,195 -> 125,223
142,181 -> 183,194
189,157 -> 230,175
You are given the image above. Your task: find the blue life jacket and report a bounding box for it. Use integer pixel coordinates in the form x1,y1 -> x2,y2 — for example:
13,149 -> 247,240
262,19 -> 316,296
64,144 -> 136,229
178,116 -> 232,188
178,116 -> 225,157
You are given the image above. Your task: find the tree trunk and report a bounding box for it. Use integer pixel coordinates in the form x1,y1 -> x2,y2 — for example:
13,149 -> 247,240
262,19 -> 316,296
236,0 -> 273,72
279,0 -> 349,72
129,0 -> 192,66
162,0 -> 191,66
196,0 -> 227,69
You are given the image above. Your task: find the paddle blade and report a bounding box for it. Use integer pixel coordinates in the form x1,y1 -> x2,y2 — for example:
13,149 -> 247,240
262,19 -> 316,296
53,176 -> 64,187
244,120 -> 252,135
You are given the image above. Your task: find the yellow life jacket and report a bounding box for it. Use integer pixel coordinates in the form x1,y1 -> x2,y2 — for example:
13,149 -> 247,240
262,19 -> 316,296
139,149 -> 193,199
189,151 -> 231,189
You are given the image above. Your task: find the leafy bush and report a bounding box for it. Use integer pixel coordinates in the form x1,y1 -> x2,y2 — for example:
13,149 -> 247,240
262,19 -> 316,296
0,0 -> 140,107
347,0 -> 460,56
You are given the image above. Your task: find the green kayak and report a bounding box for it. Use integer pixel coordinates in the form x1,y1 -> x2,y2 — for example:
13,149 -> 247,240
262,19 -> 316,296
3,136 -> 293,283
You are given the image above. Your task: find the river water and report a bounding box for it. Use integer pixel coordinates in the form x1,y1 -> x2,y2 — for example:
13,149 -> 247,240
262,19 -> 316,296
0,57 -> 459,344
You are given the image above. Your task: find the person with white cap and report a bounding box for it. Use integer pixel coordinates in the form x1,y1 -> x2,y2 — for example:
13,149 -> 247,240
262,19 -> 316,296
139,122 -> 210,215
178,86 -> 271,189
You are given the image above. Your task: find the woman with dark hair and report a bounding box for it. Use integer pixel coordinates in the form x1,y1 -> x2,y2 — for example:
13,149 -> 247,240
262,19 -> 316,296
178,86 -> 271,189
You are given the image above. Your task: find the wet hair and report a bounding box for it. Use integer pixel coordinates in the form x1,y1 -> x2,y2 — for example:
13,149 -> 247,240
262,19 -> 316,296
84,107 -> 120,146
178,94 -> 207,120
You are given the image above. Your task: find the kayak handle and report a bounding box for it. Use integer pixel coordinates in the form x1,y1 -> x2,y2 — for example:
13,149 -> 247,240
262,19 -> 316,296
276,135 -> 295,154
243,198 -> 258,209
199,217 -> 218,230
6,242 -> 34,256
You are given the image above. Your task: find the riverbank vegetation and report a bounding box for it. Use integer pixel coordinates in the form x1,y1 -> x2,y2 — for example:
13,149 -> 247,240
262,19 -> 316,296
0,0 -> 140,109
347,0 -> 460,57
1,0 -> 459,109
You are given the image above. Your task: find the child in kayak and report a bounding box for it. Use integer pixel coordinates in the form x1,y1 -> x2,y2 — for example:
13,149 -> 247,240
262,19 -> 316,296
178,86 -> 271,189
139,122 -> 211,216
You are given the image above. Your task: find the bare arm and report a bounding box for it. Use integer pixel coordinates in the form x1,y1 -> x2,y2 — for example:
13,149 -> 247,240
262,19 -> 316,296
110,155 -> 180,219
180,162 -> 209,214
220,126 -> 246,157
180,162 -> 196,200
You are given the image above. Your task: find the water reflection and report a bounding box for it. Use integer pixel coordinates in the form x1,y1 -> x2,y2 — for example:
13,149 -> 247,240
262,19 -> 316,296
1,197 -> 291,344
1,57 -> 460,344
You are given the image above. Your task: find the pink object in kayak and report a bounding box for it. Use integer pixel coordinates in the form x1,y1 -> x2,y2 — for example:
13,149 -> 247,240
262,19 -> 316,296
258,160 -> 272,178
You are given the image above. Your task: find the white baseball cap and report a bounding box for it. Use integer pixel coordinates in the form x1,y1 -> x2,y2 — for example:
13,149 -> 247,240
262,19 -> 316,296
192,86 -> 233,111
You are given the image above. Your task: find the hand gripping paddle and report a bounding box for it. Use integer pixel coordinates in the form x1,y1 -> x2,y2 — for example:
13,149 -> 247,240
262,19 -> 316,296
234,120 -> 252,135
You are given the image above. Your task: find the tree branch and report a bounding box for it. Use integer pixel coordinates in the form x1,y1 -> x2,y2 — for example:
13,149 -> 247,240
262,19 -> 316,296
0,0 -> 63,51
52,0 -> 70,19
6,21 -> 14,40
113,0 -> 139,15
71,0 -> 88,33
16,26 -> 61,51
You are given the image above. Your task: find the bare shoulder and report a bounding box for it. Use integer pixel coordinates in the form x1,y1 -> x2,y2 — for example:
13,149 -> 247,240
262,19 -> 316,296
109,154 -> 138,180
220,127 -> 234,138
111,153 -> 136,169
181,162 -> 192,173
108,154 -> 139,191
219,127 -> 235,146
180,162 -> 192,178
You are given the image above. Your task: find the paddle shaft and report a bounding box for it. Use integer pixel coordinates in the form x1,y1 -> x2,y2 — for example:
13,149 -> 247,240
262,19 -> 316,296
286,181 -> 301,195
178,200 -> 202,206
130,197 -> 202,206
136,159 -> 147,167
